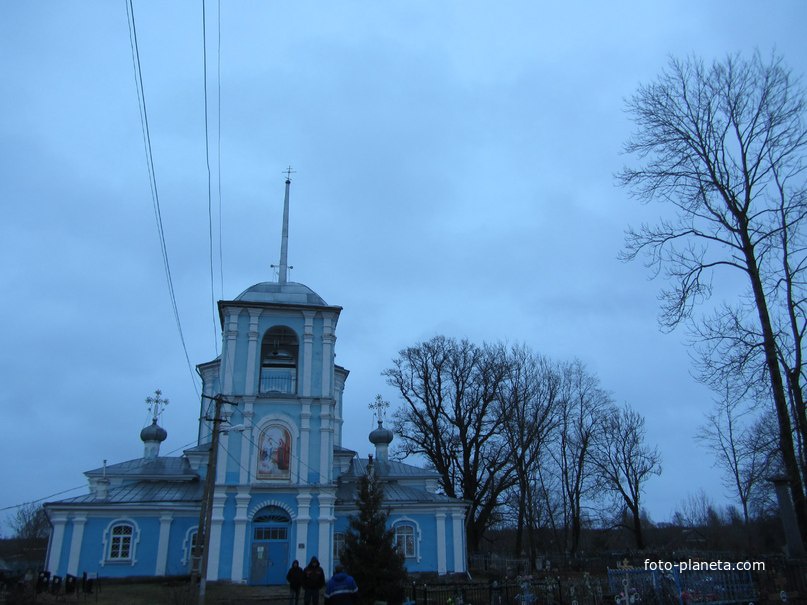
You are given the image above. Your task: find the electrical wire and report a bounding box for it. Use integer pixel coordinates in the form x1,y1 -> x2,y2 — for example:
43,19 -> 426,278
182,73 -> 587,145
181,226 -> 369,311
202,0 -> 219,356
125,0 -> 200,398
216,0 -> 224,299
0,439 -> 201,512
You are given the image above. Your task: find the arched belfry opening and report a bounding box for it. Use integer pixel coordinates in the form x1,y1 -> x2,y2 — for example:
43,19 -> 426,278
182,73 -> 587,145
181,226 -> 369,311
259,326 -> 298,394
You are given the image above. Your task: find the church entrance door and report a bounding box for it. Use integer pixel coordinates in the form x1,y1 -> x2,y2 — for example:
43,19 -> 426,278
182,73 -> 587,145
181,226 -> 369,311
249,507 -> 291,585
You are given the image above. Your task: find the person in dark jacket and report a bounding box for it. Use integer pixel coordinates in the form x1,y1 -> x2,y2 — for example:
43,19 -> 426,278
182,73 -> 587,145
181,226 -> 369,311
287,560 -> 305,605
303,556 -> 326,605
324,565 -> 358,605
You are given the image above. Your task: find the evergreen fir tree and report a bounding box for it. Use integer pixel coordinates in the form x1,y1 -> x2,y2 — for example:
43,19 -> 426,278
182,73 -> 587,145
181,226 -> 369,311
340,462 -> 408,605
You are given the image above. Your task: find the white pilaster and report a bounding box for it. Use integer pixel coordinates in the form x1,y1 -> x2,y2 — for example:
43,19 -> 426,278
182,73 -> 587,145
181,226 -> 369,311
231,490 -> 251,582
155,513 -> 173,575
47,514 -> 67,574
436,512 -> 447,574
245,309 -> 262,395
300,402 -> 311,484
321,316 -> 334,397
66,514 -> 87,576
217,430 -> 229,484
222,309 -> 239,394
334,377 -> 345,446
317,492 -> 336,576
319,405 -> 333,484
239,402 -> 254,484
451,512 -> 465,572
206,493 -> 228,580
201,372 -> 217,443
295,491 -> 312,564
302,311 -> 315,397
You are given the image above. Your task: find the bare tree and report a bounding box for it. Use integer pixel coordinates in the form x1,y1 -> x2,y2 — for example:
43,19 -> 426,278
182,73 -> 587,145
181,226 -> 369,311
697,385 -> 778,524
545,360 -> 611,554
591,404 -> 661,549
619,52 -> 807,539
498,345 -> 560,565
385,335 -> 516,551
9,503 -> 50,541
673,489 -> 721,528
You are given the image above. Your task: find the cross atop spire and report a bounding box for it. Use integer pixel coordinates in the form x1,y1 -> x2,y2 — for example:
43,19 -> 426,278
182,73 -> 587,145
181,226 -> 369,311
277,168 -> 293,284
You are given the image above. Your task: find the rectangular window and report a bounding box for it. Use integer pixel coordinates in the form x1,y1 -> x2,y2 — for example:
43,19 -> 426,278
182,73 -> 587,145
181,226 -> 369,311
109,525 -> 133,560
254,527 -> 288,541
394,525 -> 416,558
334,532 -> 345,562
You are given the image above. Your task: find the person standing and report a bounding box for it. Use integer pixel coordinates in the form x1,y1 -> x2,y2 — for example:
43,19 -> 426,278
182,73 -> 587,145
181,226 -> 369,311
287,560 -> 305,605
303,556 -> 326,605
324,565 -> 358,605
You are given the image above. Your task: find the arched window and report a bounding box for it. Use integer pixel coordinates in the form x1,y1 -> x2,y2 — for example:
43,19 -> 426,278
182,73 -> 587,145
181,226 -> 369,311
260,327 -> 298,394
393,523 -> 416,558
257,424 -> 292,480
253,506 -> 291,524
102,520 -> 139,564
181,528 -> 199,568
253,506 -> 291,541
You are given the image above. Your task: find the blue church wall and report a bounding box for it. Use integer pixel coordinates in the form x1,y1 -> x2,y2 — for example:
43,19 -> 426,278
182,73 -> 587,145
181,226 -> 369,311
308,413 -> 321,484
56,522 -> 74,576
133,517 -> 160,576
390,513 -> 437,572
225,428 -> 243,484
166,518 -> 198,576
216,493 -> 237,579
307,499 -> 321,558
75,520 -> 103,575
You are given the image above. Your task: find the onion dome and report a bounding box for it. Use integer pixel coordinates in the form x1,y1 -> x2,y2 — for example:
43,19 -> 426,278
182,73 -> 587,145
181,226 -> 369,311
369,420 -> 393,446
140,419 -> 168,443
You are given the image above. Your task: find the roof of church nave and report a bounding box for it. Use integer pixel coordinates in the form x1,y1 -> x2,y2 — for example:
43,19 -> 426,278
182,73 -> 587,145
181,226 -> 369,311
57,480 -> 202,505
85,456 -> 195,480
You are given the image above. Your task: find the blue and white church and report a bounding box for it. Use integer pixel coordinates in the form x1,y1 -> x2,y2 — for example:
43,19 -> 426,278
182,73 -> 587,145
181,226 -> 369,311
44,177 -> 468,584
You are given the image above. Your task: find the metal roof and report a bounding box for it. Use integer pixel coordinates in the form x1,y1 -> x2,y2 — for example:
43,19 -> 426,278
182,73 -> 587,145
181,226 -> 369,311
51,480 -> 203,506
343,458 -> 439,480
335,480 -> 458,506
234,282 -> 329,306
85,456 -> 196,479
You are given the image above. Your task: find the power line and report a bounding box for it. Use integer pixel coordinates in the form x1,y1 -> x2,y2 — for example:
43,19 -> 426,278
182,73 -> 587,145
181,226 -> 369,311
0,439 -> 200,513
125,0 -> 200,398
202,0 -> 219,357
216,0 -> 224,299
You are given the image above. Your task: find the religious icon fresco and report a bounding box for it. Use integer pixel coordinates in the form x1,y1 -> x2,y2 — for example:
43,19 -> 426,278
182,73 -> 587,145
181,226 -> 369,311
257,425 -> 291,479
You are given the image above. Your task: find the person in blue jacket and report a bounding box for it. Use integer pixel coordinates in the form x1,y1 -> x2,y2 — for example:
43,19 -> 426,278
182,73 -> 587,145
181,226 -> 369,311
324,565 -> 359,605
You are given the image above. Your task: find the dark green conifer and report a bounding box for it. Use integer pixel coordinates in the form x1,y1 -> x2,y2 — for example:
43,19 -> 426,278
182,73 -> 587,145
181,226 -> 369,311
340,462 -> 408,605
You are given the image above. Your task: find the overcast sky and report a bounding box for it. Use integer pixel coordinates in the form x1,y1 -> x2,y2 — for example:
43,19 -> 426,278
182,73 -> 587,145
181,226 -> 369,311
2,1 -> 806,534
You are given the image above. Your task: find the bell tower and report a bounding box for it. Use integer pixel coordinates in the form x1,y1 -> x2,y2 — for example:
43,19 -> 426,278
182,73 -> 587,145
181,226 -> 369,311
195,174 -> 348,582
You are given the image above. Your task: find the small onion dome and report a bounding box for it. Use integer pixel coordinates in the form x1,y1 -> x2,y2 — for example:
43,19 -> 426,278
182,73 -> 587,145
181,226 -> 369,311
369,420 -> 393,446
140,419 -> 168,443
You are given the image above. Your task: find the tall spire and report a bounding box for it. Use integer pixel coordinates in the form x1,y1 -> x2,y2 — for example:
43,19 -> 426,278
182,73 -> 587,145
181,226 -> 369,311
278,167 -> 294,284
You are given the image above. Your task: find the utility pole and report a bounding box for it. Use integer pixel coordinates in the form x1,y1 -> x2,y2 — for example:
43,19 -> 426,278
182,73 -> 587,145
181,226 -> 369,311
191,394 -> 238,605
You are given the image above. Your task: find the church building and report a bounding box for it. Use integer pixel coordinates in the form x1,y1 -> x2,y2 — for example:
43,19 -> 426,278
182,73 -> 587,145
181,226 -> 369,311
43,177 -> 468,584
